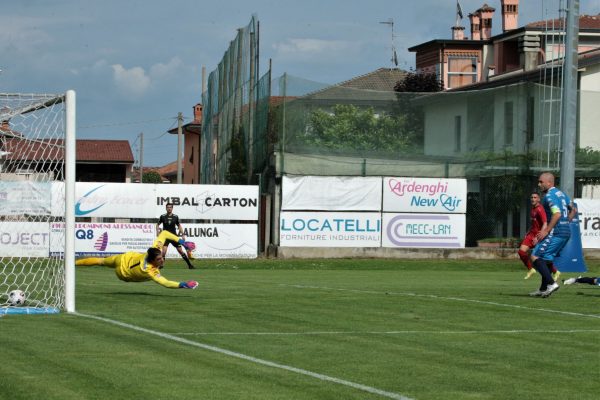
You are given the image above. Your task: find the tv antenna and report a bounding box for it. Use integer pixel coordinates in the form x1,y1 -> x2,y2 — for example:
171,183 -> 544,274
379,18 -> 398,67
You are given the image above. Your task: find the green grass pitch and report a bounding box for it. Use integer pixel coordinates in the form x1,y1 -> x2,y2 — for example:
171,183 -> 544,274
1,258 -> 599,400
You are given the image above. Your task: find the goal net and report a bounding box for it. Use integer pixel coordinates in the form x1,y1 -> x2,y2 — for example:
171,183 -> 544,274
0,91 -> 76,315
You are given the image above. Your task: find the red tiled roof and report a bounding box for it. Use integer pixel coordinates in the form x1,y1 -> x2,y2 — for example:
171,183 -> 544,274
158,161 -> 177,177
527,14 -> 600,30
77,140 -> 134,162
336,68 -> 408,91
3,137 -> 63,161
2,138 -> 134,163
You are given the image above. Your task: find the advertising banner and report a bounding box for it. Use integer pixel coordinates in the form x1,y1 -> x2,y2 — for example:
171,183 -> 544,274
51,222 -> 156,256
73,182 -> 259,220
282,176 -> 382,211
280,211 -> 381,247
383,177 -> 467,214
382,213 -> 465,248
574,199 -> 600,248
0,222 -> 50,257
0,181 -> 52,216
50,222 -> 257,258
169,223 -> 257,259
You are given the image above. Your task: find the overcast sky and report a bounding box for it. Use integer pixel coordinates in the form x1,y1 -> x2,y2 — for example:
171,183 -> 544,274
2,0 -> 599,166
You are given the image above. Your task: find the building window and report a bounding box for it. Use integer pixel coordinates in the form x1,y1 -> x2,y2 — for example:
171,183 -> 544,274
526,97 -> 535,143
504,101 -> 514,146
454,116 -> 462,152
447,56 -> 477,88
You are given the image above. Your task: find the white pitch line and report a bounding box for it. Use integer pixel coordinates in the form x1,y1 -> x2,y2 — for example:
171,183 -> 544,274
173,328 -> 600,336
282,284 -> 600,320
75,312 -> 412,400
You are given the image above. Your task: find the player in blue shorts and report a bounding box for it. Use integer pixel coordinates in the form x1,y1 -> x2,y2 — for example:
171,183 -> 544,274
529,172 -> 577,298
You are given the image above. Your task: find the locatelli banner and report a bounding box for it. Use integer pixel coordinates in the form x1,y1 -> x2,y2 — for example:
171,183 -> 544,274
280,211 -> 381,247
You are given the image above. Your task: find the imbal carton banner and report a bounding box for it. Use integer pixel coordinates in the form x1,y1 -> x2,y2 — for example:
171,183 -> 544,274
71,182 -> 259,220
383,177 -> 467,214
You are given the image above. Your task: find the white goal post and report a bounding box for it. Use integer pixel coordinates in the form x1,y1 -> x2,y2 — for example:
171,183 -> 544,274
0,90 -> 76,314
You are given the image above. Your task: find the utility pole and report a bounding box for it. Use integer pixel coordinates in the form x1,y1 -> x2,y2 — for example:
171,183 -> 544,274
559,0 -> 579,197
177,112 -> 183,184
139,132 -> 144,183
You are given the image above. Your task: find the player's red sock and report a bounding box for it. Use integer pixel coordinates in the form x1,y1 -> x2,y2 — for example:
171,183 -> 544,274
518,249 -> 532,269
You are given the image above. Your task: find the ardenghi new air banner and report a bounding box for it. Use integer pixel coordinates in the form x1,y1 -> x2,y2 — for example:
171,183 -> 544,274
382,177 -> 467,248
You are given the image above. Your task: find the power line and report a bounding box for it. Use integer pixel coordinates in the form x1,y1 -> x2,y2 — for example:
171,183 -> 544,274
78,115 -> 189,130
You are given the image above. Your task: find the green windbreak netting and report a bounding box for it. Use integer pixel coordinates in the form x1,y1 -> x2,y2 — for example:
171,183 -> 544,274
201,16 -> 270,185
270,78 -> 600,242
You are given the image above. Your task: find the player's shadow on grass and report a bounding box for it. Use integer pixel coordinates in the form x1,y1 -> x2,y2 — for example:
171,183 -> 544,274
99,291 -> 175,297
574,291 -> 600,297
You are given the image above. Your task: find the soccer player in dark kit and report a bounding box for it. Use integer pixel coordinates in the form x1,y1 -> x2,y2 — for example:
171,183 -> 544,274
157,202 -> 196,269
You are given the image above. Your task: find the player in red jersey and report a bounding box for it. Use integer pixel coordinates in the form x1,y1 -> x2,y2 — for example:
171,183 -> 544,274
518,192 -> 560,280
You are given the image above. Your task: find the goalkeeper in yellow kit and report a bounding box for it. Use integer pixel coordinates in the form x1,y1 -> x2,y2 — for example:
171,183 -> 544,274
75,230 -> 198,289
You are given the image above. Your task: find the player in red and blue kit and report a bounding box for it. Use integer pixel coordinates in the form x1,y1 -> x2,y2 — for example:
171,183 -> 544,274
518,192 -> 560,280
529,172 -> 577,298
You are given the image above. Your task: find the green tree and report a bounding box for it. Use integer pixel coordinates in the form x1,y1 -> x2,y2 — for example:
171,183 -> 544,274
394,72 -> 443,93
142,171 -> 162,183
298,104 -> 412,155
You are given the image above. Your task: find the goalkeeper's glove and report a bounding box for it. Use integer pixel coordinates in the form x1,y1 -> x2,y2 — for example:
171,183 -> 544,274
179,280 -> 198,289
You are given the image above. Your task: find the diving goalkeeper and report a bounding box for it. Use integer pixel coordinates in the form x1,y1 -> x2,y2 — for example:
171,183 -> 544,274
75,230 -> 198,289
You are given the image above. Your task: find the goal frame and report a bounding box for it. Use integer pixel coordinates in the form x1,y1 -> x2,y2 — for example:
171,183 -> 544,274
65,90 -> 76,313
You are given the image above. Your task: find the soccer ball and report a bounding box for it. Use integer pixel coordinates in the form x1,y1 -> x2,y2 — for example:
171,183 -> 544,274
8,289 -> 26,306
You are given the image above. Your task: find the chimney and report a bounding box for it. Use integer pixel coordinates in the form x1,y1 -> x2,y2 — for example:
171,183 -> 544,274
193,103 -> 203,124
469,13 -> 481,40
478,4 -> 495,40
452,26 -> 466,40
501,0 -> 519,32
519,35 -> 541,71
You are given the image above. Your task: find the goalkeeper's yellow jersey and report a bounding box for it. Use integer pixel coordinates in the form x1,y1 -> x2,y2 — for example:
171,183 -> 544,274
113,231 -> 181,289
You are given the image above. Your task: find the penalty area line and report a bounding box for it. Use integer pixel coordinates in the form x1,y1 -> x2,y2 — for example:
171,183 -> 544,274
282,284 -> 600,320
75,312 -> 412,400
173,328 -> 600,336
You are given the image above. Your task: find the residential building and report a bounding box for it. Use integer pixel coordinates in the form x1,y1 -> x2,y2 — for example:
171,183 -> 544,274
409,1 -> 600,90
